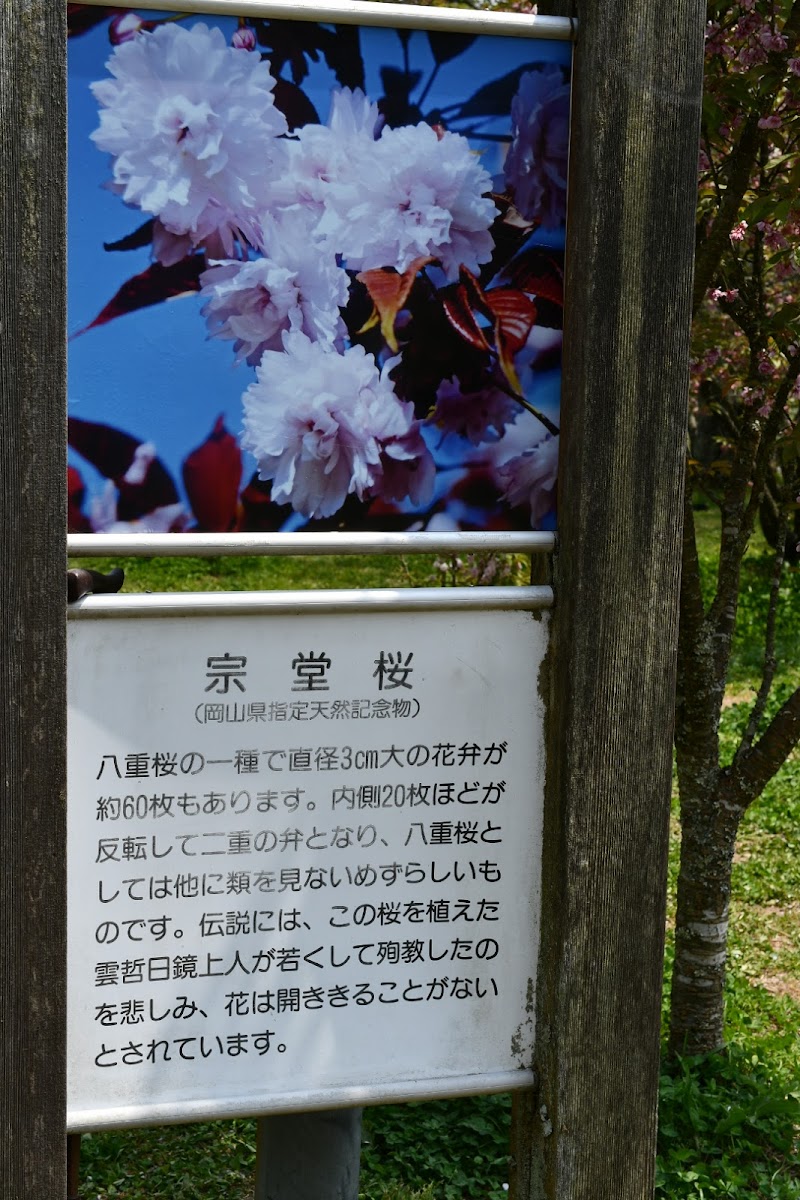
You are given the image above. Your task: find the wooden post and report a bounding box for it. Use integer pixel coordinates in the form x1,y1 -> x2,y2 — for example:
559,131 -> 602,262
67,1136 -> 82,1200
510,1 -> 705,1198
0,3 -> 67,1198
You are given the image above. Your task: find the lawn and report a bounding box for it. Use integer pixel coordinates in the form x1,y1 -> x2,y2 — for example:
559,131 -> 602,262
71,518 -> 800,1199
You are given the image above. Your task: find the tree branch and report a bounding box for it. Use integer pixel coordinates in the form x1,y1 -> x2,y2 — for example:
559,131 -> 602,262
675,473 -> 724,780
706,408 -> 761,672
723,685 -> 800,809
693,113 -> 763,313
741,355 -> 800,532
708,355 -> 800,681
733,508 -> 787,761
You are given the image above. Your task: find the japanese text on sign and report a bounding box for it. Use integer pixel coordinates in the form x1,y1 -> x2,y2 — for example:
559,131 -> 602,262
68,609 -> 546,1130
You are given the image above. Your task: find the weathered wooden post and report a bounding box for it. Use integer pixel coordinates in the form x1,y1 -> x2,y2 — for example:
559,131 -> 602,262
510,0 -> 706,1196
0,2 -> 67,1197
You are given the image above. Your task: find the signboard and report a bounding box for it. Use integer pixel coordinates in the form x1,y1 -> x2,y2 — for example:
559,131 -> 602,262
67,2 -> 570,540
67,598 -> 548,1130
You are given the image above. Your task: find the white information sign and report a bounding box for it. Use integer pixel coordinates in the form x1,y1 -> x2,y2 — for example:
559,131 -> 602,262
68,602 -> 546,1131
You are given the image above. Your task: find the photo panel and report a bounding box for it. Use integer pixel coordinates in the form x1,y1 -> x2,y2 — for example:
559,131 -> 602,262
67,3 -> 570,537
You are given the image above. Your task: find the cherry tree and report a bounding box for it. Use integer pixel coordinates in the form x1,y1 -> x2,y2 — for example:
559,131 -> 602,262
670,0 -> 800,1055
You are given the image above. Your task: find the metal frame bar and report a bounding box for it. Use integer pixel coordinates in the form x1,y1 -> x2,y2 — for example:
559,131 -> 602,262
68,1066 -> 534,1134
67,583 -> 553,617
75,0 -> 575,41
67,531 -> 555,558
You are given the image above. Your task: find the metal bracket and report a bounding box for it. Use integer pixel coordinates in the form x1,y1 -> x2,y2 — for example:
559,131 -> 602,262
67,567 -> 125,604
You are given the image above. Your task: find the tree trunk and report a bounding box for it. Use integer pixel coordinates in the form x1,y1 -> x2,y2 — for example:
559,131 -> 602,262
669,785 -> 742,1056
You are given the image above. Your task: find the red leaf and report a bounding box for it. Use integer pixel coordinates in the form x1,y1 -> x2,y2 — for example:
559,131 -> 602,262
67,465 -> 92,533
459,263 -> 489,302
484,288 -> 537,392
239,473 -> 296,532
502,248 -> 564,306
117,459 -> 180,522
68,6 -> 123,37
357,256 -> 436,351
447,269 -> 537,394
390,291 -> 489,411
442,283 -> 492,353
68,416 -> 179,519
69,416 -> 140,479
104,219 -> 155,253
71,256 -> 205,338
182,416 -> 243,533
484,288 -> 538,355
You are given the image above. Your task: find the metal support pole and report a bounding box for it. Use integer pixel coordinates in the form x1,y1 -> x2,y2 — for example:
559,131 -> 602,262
254,1108 -> 362,1200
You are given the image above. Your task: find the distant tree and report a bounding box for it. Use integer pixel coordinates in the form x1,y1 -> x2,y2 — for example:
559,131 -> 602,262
670,0 -> 800,1055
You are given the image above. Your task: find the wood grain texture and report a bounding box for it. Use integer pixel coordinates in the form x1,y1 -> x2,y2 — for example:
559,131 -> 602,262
510,2 -> 705,1198
0,3 -> 67,1196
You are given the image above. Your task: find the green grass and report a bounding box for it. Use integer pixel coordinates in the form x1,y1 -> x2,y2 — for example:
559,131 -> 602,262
658,751 -> 800,1199
71,552 -> 442,594
361,1095 -> 513,1200
73,515 -> 800,1199
78,1122 -> 255,1200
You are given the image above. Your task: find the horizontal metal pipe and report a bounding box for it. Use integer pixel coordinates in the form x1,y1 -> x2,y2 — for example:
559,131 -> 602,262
67,531 -> 556,558
67,1067 -> 534,1133
67,584 -> 552,618
75,0 -> 575,40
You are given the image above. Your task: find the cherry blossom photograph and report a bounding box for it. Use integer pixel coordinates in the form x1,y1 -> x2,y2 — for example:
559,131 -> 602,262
67,3 -> 570,535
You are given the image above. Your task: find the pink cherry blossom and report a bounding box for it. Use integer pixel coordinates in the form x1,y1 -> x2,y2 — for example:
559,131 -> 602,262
200,212 -> 348,365
242,332 -> 432,519
108,13 -> 151,45
91,22 -> 287,254
758,28 -> 787,52
90,480 -> 188,533
379,425 -> 436,508
316,120 -> 498,280
269,88 -> 381,223
504,67 -> 570,228
738,45 -> 767,69
432,377 -> 520,445
495,433 -> 559,526
232,26 -> 257,51
756,221 -> 789,251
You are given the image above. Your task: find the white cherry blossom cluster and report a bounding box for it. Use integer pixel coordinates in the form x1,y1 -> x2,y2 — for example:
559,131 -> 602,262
199,212 -> 349,367
241,332 -> 434,520
91,22 -> 289,255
